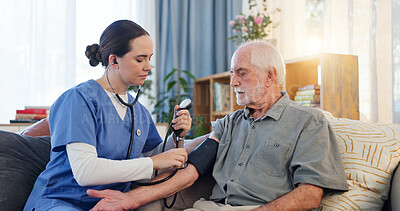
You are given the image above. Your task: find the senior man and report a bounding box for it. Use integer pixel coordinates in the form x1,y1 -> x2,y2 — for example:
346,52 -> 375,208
88,40 -> 348,211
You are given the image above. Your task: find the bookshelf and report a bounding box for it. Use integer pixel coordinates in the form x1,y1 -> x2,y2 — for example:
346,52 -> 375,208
193,72 -> 244,124
193,53 -> 359,124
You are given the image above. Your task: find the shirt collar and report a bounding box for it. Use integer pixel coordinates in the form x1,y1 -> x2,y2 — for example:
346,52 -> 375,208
244,91 -> 289,121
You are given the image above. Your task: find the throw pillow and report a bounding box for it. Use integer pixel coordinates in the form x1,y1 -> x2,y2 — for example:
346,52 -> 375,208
0,130 -> 51,210
319,112 -> 400,210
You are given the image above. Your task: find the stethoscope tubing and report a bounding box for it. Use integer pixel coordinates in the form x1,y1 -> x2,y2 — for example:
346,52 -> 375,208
105,64 -> 182,207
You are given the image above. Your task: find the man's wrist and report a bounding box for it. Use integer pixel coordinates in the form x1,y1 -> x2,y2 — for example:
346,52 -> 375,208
176,136 -> 184,148
126,190 -> 143,209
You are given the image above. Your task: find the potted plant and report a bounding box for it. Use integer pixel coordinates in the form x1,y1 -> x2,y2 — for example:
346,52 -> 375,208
228,0 -> 280,46
152,68 -> 210,138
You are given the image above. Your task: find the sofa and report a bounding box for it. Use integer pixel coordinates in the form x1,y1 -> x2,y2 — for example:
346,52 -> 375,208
1,112 -> 399,211
161,111 -> 400,211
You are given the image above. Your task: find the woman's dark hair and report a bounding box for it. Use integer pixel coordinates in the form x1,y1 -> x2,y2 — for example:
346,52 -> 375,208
85,20 -> 149,67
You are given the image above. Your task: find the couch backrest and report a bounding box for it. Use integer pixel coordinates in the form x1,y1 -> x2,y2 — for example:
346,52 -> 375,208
319,111 -> 400,210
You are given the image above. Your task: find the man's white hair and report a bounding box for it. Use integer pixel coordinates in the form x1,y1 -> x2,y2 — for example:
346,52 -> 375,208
238,40 -> 286,85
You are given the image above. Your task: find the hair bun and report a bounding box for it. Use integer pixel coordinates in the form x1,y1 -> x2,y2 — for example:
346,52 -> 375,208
85,44 -> 102,67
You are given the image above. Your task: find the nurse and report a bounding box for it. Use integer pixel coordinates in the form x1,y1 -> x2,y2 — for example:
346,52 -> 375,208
24,20 -> 191,211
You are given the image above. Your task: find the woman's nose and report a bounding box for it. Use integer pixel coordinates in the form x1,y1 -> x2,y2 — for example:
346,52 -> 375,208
144,61 -> 152,71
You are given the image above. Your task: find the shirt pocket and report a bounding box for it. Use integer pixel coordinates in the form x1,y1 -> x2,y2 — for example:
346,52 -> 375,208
256,140 -> 290,176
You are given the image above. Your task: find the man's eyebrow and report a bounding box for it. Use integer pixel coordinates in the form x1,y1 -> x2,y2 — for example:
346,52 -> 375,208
231,67 -> 245,73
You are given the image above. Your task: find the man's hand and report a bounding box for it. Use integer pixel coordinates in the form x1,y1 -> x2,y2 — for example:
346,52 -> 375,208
87,189 -> 137,211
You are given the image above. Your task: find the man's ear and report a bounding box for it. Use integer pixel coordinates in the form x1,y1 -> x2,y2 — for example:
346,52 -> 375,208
265,67 -> 277,87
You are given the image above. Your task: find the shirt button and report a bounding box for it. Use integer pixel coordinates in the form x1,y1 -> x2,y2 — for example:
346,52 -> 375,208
230,178 -> 235,182
238,162 -> 243,166
245,145 -> 250,149
274,143 -> 280,147
251,125 -> 255,129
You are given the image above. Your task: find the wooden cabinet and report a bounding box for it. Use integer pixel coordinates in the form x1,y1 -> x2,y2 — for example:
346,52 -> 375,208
0,123 -> 33,133
193,53 -> 359,123
285,53 -> 359,120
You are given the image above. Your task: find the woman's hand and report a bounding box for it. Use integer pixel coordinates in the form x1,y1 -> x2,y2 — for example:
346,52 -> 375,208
172,105 -> 192,138
87,189 -> 137,211
151,148 -> 188,170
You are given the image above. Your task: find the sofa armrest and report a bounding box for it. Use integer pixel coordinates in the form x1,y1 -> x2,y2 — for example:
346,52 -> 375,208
20,118 -> 50,137
390,165 -> 400,210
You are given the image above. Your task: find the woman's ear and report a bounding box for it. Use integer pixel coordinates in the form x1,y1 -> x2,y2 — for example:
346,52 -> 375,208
265,67 -> 277,87
108,55 -> 118,67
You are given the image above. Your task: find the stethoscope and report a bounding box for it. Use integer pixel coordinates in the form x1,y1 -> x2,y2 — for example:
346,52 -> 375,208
105,63 -> 141,160
105,63 -> 190,207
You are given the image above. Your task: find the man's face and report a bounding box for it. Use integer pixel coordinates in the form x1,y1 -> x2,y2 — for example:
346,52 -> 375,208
230,49 -> 267,107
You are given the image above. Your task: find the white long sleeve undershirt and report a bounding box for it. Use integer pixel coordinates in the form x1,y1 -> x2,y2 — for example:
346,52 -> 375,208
66,134 -> 176,186
66,142 -> 153,186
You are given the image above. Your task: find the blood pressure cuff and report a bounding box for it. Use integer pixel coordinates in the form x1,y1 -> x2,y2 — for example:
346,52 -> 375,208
188,138 -> 219,176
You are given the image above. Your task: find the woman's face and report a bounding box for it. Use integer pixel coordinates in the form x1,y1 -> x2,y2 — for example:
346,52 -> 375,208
116,35 -> 153,87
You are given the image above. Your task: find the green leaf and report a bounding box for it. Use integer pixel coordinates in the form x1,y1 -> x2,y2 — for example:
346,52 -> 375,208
164,68 -> 177,82
179,77 -> 188,92
182,70 -> 197,81
167,81 -> 177,91
154,96 -> 168,108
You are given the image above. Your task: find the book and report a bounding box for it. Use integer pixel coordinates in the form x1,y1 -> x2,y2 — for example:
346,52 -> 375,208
213,82 -> 230,112
298,84 -> 320,91
296,100 -> 320,107
24,106 -> 50,110
16,109 -> 48,114
15,113 -> 47,120
295,89 -> 320,96
294,94 -> 320,102
10,119 -> 41,123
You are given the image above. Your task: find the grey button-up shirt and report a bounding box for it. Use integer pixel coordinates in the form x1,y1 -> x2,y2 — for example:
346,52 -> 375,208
210,92 -> 348,206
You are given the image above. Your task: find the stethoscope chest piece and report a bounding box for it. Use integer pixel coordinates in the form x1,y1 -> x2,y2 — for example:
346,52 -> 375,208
136,129 -> 141,136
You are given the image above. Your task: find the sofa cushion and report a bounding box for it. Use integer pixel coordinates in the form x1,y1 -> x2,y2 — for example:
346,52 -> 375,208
0,130 -> 51,210
319,112 -> 400,210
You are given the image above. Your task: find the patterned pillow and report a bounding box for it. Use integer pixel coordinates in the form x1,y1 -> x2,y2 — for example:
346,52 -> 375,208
318,112 -> 400,210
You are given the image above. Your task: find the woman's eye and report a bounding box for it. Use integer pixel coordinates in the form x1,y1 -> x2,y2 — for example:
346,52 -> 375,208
136,59 -> 143,63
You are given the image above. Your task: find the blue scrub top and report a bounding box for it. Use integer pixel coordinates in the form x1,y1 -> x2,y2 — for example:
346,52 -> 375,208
24,80 -> 163,211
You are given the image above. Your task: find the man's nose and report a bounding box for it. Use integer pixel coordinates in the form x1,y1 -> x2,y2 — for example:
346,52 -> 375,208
230,74 -> 239,87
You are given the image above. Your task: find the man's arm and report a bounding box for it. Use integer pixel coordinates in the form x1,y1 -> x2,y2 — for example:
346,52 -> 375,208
88,133 -> 217,210
185,133 -> 210,153
88,164 -> 199,210
252,183 -> 323,211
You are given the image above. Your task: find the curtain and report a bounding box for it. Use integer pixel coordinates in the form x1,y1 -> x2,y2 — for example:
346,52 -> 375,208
155,0 -> 242,99
393,0 -> 400,123
269,0 -> 395,123
0,0 -> 156,124
324,0 -> 393,123
0,0 -> 76,124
